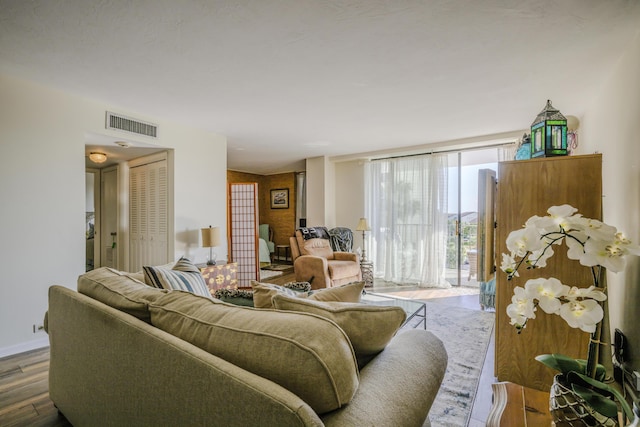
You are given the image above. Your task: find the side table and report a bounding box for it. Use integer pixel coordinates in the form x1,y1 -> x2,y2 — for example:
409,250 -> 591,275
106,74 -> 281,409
486,382 -> 552,426
275,245 -> 291,262
360,260 -> 373,287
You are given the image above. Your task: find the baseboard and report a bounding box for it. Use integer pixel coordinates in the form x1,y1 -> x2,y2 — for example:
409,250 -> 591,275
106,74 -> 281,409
0,337 -> 49,359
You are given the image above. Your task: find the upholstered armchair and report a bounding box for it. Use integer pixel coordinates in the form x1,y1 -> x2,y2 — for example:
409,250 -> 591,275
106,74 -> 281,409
289,228 -> 362,290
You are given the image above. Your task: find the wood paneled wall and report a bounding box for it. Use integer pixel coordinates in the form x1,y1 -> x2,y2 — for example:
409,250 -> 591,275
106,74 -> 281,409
227,170 -> 297,247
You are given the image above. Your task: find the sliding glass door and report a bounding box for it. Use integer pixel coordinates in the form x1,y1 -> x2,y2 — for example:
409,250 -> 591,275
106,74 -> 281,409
445,148 -> 498,286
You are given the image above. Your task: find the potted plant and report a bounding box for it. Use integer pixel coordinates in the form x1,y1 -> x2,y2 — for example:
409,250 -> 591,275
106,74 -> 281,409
501,204 -> 639,425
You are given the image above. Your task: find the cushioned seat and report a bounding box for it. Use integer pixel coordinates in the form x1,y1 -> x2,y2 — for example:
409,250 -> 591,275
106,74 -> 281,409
290,227 -> 362,289
327,260 -> 362,281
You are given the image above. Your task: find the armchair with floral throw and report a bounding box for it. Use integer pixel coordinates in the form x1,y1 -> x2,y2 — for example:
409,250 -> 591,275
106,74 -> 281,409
289,227 -> 362,290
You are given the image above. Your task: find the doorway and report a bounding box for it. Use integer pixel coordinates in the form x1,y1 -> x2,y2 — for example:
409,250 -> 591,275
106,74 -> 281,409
85,169 -> 100,271
445,148 -> 498,286
85,137 -> 172,273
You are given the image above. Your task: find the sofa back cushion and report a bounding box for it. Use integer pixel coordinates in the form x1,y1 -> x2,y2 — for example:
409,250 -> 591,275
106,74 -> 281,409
272,295 -> 406,368
149,291 -> 359,414
77,267 -> 169,323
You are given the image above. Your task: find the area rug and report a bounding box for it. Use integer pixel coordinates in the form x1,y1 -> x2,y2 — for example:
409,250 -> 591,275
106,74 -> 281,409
259,269 -> 282,281
404,301 -> 494,427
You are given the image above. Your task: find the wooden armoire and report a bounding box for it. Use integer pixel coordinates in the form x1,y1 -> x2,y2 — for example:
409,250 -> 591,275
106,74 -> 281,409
495,154 -> 602,391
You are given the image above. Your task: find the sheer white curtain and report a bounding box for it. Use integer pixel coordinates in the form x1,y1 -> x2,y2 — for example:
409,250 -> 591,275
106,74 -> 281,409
365,153 -> 449,288
499,143 -> 518,161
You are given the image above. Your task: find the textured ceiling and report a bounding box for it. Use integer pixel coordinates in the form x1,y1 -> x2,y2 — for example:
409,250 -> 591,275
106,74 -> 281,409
1,0 -> 640,174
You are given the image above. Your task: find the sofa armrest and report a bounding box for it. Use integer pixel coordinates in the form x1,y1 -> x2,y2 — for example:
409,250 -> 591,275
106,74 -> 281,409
333,252 -> 358,263
293,255 -> 330,289
321,329 -> 447,427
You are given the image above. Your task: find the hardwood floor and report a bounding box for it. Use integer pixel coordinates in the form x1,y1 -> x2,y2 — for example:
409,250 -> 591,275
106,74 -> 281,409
0,272 -> 495,426
0,346 -> 70,426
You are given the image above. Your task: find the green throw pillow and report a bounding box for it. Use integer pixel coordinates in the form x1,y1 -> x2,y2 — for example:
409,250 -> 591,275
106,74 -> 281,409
272,294 -> 406,368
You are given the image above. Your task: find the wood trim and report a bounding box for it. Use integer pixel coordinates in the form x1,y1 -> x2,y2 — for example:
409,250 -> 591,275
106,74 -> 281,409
487,382 -> 552,427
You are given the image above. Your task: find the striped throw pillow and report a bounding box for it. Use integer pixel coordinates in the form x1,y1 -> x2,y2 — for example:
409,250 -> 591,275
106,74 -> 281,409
143,257 -> 211,298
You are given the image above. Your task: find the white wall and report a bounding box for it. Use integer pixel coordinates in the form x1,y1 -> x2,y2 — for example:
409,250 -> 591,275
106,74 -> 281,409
335,160 -> 366,245
0,74 -> 227,356
305,156 -> 336,228
580,31 -> 640,372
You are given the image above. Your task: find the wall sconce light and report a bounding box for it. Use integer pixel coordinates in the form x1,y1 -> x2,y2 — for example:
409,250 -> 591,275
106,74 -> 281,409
355,218 -> 371,262
89,152 -> 107,163
201,225 -> 221,265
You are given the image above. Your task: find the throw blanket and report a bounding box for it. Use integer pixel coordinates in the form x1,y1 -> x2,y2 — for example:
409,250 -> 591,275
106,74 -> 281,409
299,226 -> 330,240
328,227 -> 353,252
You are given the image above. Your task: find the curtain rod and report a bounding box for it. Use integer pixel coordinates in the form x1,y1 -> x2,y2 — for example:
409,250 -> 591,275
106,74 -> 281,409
372,141 -> 518,161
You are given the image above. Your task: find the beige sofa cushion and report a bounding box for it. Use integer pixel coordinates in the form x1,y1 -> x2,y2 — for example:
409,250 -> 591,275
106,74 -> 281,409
327,260 -> 362,280
149,291 -> 359,414
77,267 -> 169,323
272,294 -> 406,368
251,280 -> 365,309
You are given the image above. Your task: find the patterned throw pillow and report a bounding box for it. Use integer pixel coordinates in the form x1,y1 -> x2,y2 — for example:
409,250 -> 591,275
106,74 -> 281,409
143,257 -> 211,298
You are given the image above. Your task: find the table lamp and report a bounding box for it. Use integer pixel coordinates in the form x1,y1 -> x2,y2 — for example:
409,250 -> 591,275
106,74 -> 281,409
201,226 -> 221,265
355,218 -> 370,262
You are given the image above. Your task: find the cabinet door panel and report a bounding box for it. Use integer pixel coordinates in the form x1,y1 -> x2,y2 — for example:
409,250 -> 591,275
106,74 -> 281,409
495,154 -> 602,391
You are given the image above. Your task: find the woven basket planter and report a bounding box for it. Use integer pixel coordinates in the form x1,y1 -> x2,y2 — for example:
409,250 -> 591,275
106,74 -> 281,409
550,374 -> 618,427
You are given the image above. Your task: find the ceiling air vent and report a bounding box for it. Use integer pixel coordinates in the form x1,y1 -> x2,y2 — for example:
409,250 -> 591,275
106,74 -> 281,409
106,111 -> 158,138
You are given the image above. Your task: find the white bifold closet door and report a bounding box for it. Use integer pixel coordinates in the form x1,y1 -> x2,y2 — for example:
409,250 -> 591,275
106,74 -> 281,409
129,158 -> 168,272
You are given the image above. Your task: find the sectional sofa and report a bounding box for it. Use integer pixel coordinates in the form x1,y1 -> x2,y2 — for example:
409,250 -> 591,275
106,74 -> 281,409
45,267 -> 447,426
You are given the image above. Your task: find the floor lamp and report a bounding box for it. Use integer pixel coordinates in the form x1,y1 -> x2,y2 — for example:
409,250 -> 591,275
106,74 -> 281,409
356,218 -> 370,262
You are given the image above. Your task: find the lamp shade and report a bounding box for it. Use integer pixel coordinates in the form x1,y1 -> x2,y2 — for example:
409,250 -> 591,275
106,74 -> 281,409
201,226 -> 221,248
356,218 -> 370,231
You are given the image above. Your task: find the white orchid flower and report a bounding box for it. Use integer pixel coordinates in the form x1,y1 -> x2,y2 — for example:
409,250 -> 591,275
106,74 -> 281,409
614,232 -> 640,256
582,238 -> 629,272
510,286 -> 537,318
577,218 -> 617,241
503,205 -> 639,337
524,278 -> 568,314
527,245 -> 555,268
565,286 -> 607,302
559,299 -> 604,333
500,253 -> 518,276
506,227 -> 543,257
565,231 -> 588,261
533,204 -> 579,232
507,286 -> 536,328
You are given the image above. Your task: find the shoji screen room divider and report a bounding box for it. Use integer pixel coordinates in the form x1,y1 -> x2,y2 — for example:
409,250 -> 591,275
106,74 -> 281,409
227,182 -> 260,286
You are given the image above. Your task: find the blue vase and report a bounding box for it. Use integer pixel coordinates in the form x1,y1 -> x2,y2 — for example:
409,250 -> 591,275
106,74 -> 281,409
515,142 -> 531,160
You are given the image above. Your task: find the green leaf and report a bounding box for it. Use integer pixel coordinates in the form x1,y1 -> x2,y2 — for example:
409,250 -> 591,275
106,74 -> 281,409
536,354 -> 585,374
535,354 -> 606,380
571,383 -> 619,419
567,371 -> 634,420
